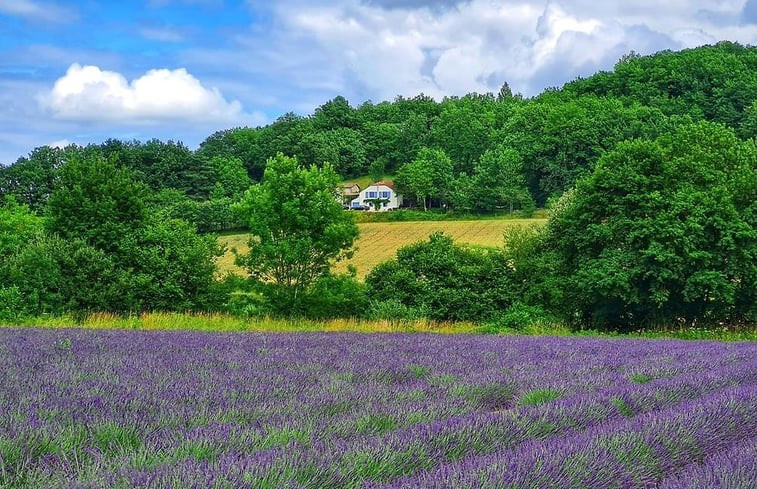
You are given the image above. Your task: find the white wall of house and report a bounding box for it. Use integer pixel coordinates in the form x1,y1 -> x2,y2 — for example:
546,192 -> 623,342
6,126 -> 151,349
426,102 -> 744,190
350,183 -> 403,211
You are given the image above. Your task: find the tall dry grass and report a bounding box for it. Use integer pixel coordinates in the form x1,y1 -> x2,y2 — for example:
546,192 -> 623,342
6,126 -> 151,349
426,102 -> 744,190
5,312 -> 480,334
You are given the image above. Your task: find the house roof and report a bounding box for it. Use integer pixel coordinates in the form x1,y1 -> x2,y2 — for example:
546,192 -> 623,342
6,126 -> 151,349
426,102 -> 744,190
340,183 -> 361,193
372,180 -> 395,190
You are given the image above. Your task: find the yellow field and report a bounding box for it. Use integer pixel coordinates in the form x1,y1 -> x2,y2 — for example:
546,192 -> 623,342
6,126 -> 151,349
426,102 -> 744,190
219,218 -> 546,279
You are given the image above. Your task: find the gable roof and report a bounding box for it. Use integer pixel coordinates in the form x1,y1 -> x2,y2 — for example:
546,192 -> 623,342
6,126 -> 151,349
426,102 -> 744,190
372,180 -> 395,190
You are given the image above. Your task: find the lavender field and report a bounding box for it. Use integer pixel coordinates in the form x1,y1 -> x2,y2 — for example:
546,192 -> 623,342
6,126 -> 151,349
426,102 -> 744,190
1,329 -> 755,488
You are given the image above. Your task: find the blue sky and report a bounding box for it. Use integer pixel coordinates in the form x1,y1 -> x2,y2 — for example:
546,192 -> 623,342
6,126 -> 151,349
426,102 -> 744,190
1,0 -> 756,164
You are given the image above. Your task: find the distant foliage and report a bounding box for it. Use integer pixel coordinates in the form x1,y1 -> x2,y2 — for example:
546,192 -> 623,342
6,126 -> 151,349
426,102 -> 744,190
563,41 -> 757,137
0,43 -> 754,325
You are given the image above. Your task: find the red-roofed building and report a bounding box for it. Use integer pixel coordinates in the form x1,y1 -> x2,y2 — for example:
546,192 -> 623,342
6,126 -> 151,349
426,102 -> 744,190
350,181 -> 403,211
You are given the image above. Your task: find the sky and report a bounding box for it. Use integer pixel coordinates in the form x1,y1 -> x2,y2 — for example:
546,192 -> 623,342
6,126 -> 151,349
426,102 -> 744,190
0,0 -> 756,165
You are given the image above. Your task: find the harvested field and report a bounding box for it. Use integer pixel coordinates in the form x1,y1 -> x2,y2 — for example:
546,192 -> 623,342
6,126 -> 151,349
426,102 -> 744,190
219,218 -> 545,279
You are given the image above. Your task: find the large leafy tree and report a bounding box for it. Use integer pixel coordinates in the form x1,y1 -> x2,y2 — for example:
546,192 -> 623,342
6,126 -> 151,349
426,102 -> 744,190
47,153 -> 148,253
45,152 -> 220,313
541,121 -> 756,329
0,146 -> 67,211
235,153 -> 359,308
473,146 -> 534,213
396,148 -> 454,210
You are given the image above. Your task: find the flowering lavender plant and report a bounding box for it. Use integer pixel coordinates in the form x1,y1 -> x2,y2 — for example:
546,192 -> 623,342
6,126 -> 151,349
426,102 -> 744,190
0,329 -> 754,488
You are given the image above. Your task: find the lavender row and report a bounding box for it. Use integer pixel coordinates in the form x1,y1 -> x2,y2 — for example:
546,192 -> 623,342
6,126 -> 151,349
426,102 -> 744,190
1,329 -> 755,488
242,362 -> 756,487
659,437 -> 757,489
375,386 -> 757,489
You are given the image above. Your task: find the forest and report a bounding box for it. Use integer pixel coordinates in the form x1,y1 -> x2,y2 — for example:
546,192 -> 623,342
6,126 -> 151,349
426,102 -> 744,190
0,42 -> 755,333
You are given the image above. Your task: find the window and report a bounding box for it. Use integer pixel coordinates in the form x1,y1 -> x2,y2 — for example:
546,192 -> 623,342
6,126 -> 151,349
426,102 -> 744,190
380,191 -> 391,198
367,191 -> 378,198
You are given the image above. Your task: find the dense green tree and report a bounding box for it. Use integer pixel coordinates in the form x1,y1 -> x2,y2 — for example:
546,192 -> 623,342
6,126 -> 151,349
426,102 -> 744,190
366,232 -> 513,321
198,128 -> 268,181
98,139 -> 214,198
299,128 -> 368,177
0,146 -> 67,211
312,96 -> 357,131
300,274 -> 368,319
396,148 -> 454,210
1,235 -> 127,316
235,154 -> 359,310
540,121 -> 756,329
0,198 -> 44,261
47,153 -> 148,253
430,94 -> 496,174
498,96 -> 671,205
473,146 -> 534,213
258,113 -> 313,164
119,219 -> 222,312
209,156 -> 252,200
448,172 -> 475,213
46,154 -> 146,252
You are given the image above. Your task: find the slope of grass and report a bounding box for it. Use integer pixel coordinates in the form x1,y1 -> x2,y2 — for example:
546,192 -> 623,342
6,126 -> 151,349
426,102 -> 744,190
219,218 -> 546,279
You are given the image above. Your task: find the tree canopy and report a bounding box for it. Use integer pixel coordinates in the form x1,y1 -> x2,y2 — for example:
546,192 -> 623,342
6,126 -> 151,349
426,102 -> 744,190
235,153 -> 359,310
538,121 -> 756,329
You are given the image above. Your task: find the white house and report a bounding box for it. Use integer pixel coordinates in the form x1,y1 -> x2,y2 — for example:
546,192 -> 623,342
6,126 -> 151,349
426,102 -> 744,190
350,181 -> 403,211
339,183 -> 361,205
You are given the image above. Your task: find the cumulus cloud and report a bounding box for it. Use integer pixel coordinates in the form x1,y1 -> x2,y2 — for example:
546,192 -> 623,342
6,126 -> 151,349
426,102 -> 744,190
40,64 -> 245,124
254,0 -> 756,102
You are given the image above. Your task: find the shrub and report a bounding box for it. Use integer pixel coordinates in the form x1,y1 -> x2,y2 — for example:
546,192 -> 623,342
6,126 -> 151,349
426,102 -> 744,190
365,232 -> 514,321
301,274 -> 368,319
366,299 -> 429,321
536,122 -> 756,331
484,303 -> 556,333
0,286 -> 25,322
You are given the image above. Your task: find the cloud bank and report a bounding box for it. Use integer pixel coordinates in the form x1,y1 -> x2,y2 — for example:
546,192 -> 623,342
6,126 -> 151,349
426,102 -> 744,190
40,64 -> 244,124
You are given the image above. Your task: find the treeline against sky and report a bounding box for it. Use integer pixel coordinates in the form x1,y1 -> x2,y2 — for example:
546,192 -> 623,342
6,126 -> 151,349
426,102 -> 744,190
0,42 -> 754,330
2,42 -> 755,224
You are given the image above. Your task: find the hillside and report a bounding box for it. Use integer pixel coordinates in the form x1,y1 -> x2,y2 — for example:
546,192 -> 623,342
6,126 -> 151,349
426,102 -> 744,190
560,41 -> 757,137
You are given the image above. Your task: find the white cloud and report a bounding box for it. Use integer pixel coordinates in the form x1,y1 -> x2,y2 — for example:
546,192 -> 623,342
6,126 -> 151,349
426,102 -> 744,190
47,138 -> 71,148
239,0 -> 756,103
40,63 -> 246,124
275,0 -> 614,98
0,0 -> 76,22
